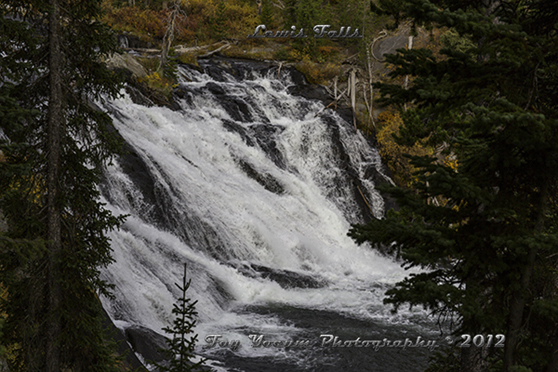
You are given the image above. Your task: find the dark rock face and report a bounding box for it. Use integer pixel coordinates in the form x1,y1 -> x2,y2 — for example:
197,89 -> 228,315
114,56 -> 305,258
196,56 -> 274,80
123,325 -> 213,371
99,129 -> 169,228
111,54 -> 395,234
125,326 -> 168,363
235,157 -> 285,195
286,69 -> 329,101
101,309 -> 147,371
117,33 -> 156,50
104,55 -> 396,367
237,263 -> 326,289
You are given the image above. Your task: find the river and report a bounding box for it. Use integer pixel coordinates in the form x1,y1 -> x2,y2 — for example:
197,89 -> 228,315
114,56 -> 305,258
99,57 -> 439,371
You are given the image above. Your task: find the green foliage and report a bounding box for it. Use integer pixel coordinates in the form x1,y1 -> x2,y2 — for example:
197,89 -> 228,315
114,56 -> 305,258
0,317 -> 6,358
273,47 -> 292,61
101,0 -> 385,66
439,29 -> 475,54
154,264 -> 206,372
212,0 -> 227,40
283,0 -> 297,27
177,53 -> 199,66
292,0 -> 322,53
140,71 -> 175,96
260,0 -> 274,27
104,5 -> 171,38
375,111 -> 432,187
424,347 -> 460,372
0,0 -> 126,370
294,60 -> 341,84
334,0 -> 367,44
509,367 -> 533,372
351,1 -> 558,371
105,0 -> 260,44
295,0 -> 321,32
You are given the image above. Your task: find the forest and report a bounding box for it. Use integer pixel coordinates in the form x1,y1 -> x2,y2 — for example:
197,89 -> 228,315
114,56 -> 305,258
1,0 -> 558,371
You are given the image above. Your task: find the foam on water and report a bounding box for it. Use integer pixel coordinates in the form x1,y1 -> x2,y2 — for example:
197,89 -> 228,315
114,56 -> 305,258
99,62 -> 426,366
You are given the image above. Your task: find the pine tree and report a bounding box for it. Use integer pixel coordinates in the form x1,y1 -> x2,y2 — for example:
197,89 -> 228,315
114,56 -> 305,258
0,0 -> 126,370
350,1 -> 558,371
293,0 -> 322,55
283,0 -> 298,27
212,0 -> 227,40
155,264 -> 206,372
260,0 -> 274,28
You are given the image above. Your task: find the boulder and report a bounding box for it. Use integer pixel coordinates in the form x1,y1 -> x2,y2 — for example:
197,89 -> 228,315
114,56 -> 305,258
105,53 -> 147,78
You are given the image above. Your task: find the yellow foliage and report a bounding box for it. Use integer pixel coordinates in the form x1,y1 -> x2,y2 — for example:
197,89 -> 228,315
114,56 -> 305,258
223,2 -> 259,35
376,111 -> 431,187
317,45 -> 340,58
102,0 -> 259,44
101,4 -> 169,38
177,52 -> 199,66
140,72 -> 173,96
295,61 -> 341,85
443,154 -> 458,170
188,0 -> 258,41
289,48 -> 309,62
190,0 -> 216,20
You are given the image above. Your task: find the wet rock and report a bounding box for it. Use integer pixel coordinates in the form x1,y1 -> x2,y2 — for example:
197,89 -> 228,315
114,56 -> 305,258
236,158 -> 285,195
116,33 -> 156,50
125,326 -> 167,363
105,52 -> 148,78
101,310 -> 147,371
237,263 -> 327,289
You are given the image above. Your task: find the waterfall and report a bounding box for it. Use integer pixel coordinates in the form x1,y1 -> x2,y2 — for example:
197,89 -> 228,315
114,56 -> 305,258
99,57 -> 432,371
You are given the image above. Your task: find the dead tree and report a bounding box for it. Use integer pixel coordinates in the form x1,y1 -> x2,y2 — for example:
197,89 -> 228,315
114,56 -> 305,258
159,0 -> 186,73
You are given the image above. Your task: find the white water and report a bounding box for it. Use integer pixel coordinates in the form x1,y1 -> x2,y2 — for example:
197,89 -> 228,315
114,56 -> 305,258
99,62 -> 425,367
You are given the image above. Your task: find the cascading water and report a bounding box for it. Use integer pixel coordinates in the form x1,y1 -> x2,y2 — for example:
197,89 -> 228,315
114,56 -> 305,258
99,57 -> 437,371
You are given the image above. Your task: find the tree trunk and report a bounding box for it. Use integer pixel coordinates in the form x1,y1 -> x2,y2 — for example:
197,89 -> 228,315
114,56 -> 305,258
461,345 -> 488,372
46,0 -> 63,370
159,0 -> 180,72
503,249 -> 536,371
403,35 -> 413,111
503,181 -> 549,371
348,68 -> 357,130
545,335 -> 558,372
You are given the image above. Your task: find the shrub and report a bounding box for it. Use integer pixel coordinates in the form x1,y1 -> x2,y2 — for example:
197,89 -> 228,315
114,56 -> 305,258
104,6 -> 169,38
317,45 -> 340,59
295,60 -> 341,85
140,71 -> 173,96
177,53 -> 199,67
273,47 -> 292,61
376,111 -> 431,187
